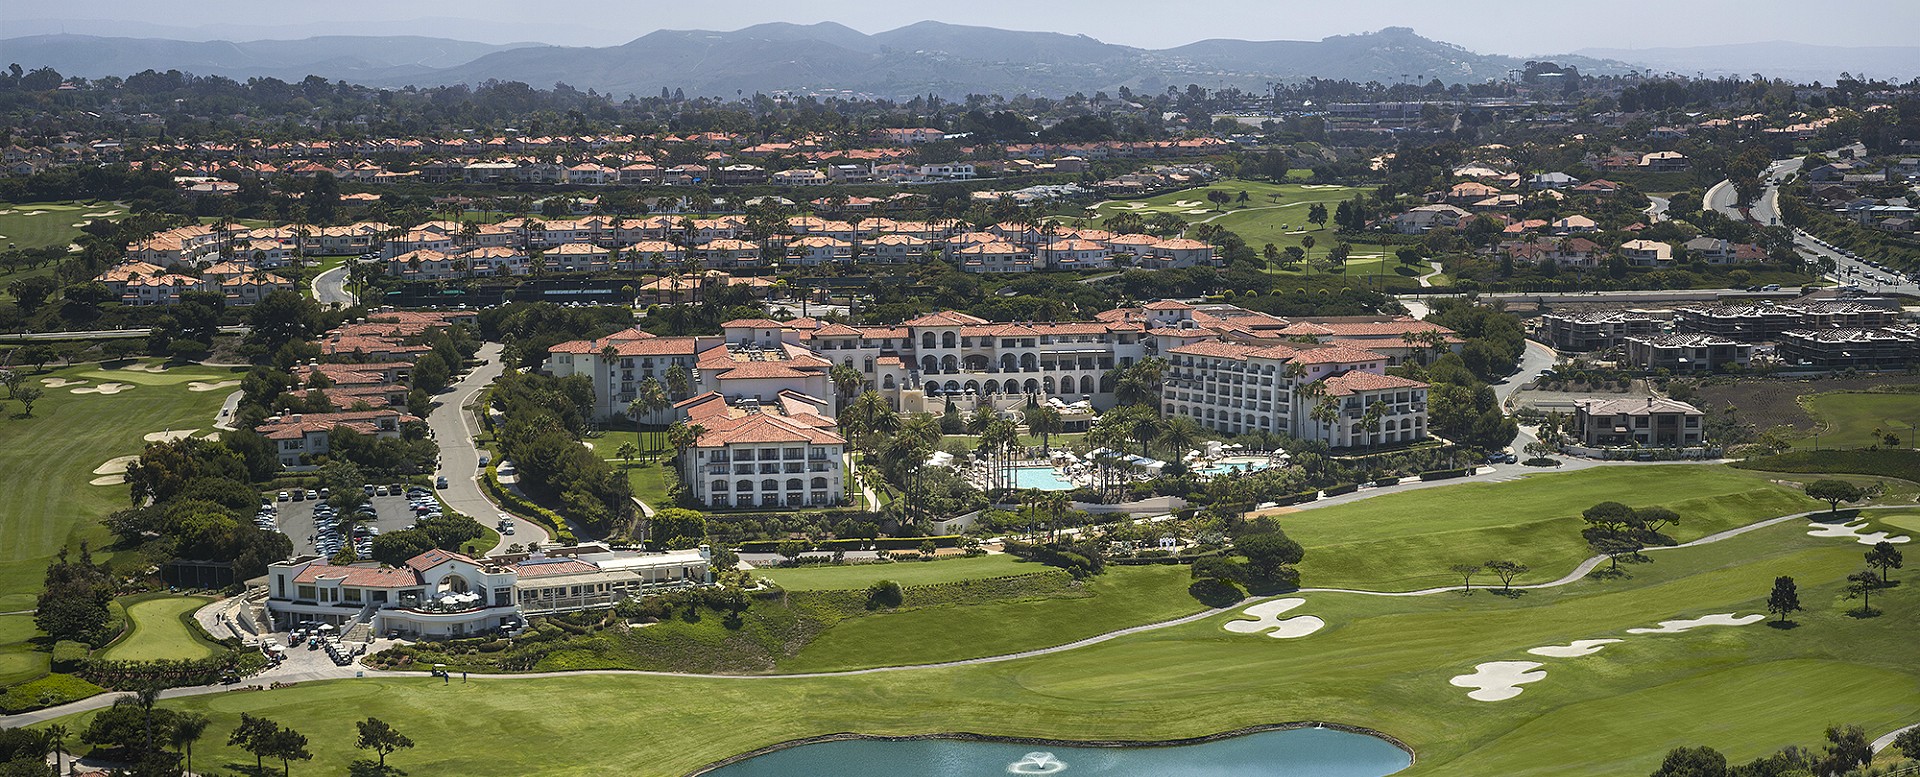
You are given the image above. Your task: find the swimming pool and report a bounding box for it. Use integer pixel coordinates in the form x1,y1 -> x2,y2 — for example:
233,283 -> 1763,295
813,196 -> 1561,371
1198,456 -> 1277,476
1011,466 -> 1078,491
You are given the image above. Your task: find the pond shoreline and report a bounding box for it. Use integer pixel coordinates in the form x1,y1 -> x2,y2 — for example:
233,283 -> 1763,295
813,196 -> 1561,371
685,721 -> 1416,776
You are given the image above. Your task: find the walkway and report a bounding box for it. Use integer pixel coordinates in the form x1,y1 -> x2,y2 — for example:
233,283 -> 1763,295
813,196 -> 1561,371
1415,260 -> 1444,288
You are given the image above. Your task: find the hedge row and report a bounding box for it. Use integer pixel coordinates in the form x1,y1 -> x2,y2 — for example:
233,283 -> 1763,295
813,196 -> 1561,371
738,535 -> 962,554
0,673 -> 105,714
1271,491 -> 1320,506
1420,468 -> 1471,481
1322,482 -> 1359,497
484,468 -> 576,543
78,649 -> 268,691
1375,476 -> 1401,487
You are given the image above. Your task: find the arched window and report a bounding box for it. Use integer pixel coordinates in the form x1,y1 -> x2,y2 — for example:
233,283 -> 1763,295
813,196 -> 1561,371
941,354 -> 959,372
761,479 -> 779,492
1023,378 -> 1039,394
882,374 -> 896,389
1020,353 -> 1037,370
944,380 -> 960,394
786,478 -> 803,491
984,380 -> 1000,395
921,355 -> 938,374
942,331 -> 957,348
811,477 -> 828,489
711,480 -> 728,492
964,354 -> 988,371
1000,354 -> 1017,371
1080,375 -> 1095,394
922,332 -> 937,349
1043,376 -> 1056,395
736,479 -> 753,492
964,380 -> 980,395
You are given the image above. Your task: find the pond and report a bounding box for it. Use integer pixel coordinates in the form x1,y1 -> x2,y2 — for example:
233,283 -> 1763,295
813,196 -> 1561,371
702,726 -> 1412,776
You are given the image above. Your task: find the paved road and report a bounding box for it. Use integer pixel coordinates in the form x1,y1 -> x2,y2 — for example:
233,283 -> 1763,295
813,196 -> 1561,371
1494,339 -> 1558,408
1797,229 -> 1920,296
0,325 -> 248,343
1707,157 -> 1801,227
1644,195 -> 1670,223
425,343 -> 549,549
312,263 -> 356,308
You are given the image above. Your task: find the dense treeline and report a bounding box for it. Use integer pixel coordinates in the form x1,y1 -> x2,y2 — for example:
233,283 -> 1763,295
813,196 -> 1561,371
489,369 -> 633,536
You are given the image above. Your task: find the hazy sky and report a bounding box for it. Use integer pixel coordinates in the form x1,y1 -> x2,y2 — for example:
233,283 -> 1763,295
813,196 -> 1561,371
7,0 -> 1916,53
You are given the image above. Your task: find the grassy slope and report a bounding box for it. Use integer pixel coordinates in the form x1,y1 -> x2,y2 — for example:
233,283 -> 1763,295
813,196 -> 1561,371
37,515 -> 1917,777
99,595 -> 219,662
0,360 -> 240,611
1281,465 -> 1818,591
0,616 -> 46,687
1792,392 -> 1920,449
756,554 -> 1034,591
777,564 -> 1197,673
0,200 -> 124,251
1082,180 -> 1424,287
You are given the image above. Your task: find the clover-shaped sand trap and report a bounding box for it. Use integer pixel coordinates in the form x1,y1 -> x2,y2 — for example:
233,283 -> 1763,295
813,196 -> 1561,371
1222,597 -> 1326,639
1807,520 -> 1910,546
71,382 -> 132,395
1625,613 -> 1763,634
1450,661 -> 1546,701
1526,638 -> 1623,658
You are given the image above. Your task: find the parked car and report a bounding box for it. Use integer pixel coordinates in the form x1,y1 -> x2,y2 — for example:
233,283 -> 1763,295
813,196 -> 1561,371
436,476 -> 449,490
276,491 -> 289,502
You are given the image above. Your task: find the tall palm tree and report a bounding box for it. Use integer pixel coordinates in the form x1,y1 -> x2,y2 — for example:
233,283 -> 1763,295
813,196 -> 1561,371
1362,401 -> 1386,452
46,723 -> 69,776
980,417 -> 1022,492
828,362 -> 864,411
1023,405 -> 1063,453
1311,397 -> 1343,447
1156,417 -> 1201,462
663,365 -> 692,401
629,377 -> 671,449
171,712 -> 211,776
666,421 -> 705,460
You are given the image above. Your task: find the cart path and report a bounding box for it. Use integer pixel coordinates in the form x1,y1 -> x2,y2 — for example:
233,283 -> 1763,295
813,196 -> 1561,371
4,505 -> 1908,727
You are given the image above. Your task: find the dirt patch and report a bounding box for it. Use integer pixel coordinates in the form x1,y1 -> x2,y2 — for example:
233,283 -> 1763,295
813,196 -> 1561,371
1692,375 -> 1920,433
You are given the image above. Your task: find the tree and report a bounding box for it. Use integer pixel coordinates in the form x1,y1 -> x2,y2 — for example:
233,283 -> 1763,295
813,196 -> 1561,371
1766,576 -> 1801,623
1893,726 -> 1920,761
1634,506 -> 1680,537
14,385 -> 40,416
1845,569 -> 1884,615
169,712 -> 210,777
1307,203 -> 1329,230
266,725 -> 311,776
1450,563 -> 1481,594
230,714 -> 280,775
7,275 -> 59,312
1866,541 -> 1903,584
1484,559 -> 1528,593
1024,405 -> 1063,453
829,362 -> 864,409
1821,724 -> 1871,775
1234,531 -> 1305,585
355,717 -> 414,768
244,290 -> 323,355
649,507 -> 707,549
1805,479 -> 1862,514
411,352 -> 451,394
0,369 -> 23,399
1649,745 -> 1727,777
616,442 -> 639,465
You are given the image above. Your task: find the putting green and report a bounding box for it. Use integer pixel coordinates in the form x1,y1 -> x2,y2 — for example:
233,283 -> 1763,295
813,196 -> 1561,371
100,596 -> 219,662
37,513 -> 1920,777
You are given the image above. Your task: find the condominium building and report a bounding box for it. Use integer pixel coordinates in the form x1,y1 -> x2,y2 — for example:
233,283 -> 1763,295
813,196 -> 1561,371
1569,397 -> 1705,448
1777,326 -> 1920,370
674,391 -> 848,509
1161,341 -> 1428,447
1675,302 -> 1896,340
1538,310 -> 1660,352
1621,334 -> 1754,373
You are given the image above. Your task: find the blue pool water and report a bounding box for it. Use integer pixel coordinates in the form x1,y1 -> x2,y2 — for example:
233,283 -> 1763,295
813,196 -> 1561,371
1199,457 -> 1276,477
705,727 -> 1412,777
1011,466 -> 1078,491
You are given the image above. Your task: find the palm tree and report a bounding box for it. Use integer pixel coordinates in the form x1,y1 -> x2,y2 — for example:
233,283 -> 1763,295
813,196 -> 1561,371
842,391 -> 899,454
1024,405 -> 1063,453
616,441 -> 640,465
666,421 -> 705,460
46,723 -> 69,776
170,712 -> 211,777
135,684 -> 161,756
1311,397 -> 1343,447
980,417 -> 1022,492
629,377 -> 671,449
1156,417 -> 1201,462
829,362 -> 864,411
1362,400 -> 1386,452
663,365 -> 692,401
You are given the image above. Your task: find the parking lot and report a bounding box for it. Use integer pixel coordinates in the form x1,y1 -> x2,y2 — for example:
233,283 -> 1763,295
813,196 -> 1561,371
261,484 -> 459,558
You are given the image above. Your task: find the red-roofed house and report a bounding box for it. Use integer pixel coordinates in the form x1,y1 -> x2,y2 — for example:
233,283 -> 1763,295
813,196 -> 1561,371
674,390 -> 847,508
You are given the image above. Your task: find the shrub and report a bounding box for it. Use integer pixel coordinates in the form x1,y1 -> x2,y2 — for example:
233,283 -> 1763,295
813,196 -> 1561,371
51,640 -> 90,672
1322,482 -> 1359,496
865,580 -> 903,609
1420,467 -> 1470,481
0,673 -> 105,713
1374,476 -> 1400,486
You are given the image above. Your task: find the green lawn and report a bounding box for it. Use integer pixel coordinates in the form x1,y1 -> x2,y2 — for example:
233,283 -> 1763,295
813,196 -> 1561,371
98,595 -> 220,662
0,616 -> 47,688
1080,180 -> 1428,288
1792,392 -> 1920,449
1280,465 -> 1819,591
586,428 -> 678,509
755,554 -> 1035,591
778,564 -> 1199,673
0,200 -> 125,251
0,359 -> 242,611
35,513 -> 1918,777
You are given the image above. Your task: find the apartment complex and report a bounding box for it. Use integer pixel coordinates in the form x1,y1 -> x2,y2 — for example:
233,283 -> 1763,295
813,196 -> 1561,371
1538,310 -> 1661,352
1777,326 -> 1920,370
674,391 -> 848,509
1675,301 -> 1896,340
1621,334 -> 1754,373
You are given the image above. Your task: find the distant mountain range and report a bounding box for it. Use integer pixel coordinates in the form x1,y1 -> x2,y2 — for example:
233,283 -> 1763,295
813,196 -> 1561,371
2,22 -> 1914,98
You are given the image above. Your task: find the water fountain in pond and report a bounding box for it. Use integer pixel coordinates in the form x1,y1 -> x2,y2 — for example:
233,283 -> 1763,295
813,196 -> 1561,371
1009,751 -> 1068,774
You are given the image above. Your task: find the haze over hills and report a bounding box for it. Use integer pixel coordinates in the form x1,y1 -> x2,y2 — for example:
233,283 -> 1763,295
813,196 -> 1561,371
1575,41 -> 1920,84
2,21 -> 1913,98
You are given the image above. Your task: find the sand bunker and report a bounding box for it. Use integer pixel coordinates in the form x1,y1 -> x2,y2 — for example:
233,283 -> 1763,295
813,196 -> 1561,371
72,382 -> 132,395
1223,598 -> 1326,639
143,429 -> 196,443
40,377 -> 84,388
82,211 -> 117,217
1527,638 -> 1623,658
93,454 -> 140,475
1169,200 -> 1202,208
1626,613 -> 1763,635
1450,661 -> 1546,702
18,210 -> 47,216
120,363 -> 170,373
70,222 -> 87,227
89,475 -> 124,486
1807,520 -> 1911,546
187,379 -> 241,392
1182,209 -> 1211,215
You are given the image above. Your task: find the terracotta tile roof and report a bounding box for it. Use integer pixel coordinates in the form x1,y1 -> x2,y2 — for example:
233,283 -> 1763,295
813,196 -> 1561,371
903,311 -> 989,327
1144,300 -> 1194,311
405,548 -> 477,573
1289,346 -> 1390,365
292,564 -> 419,588
1321,371 -> 1428,396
